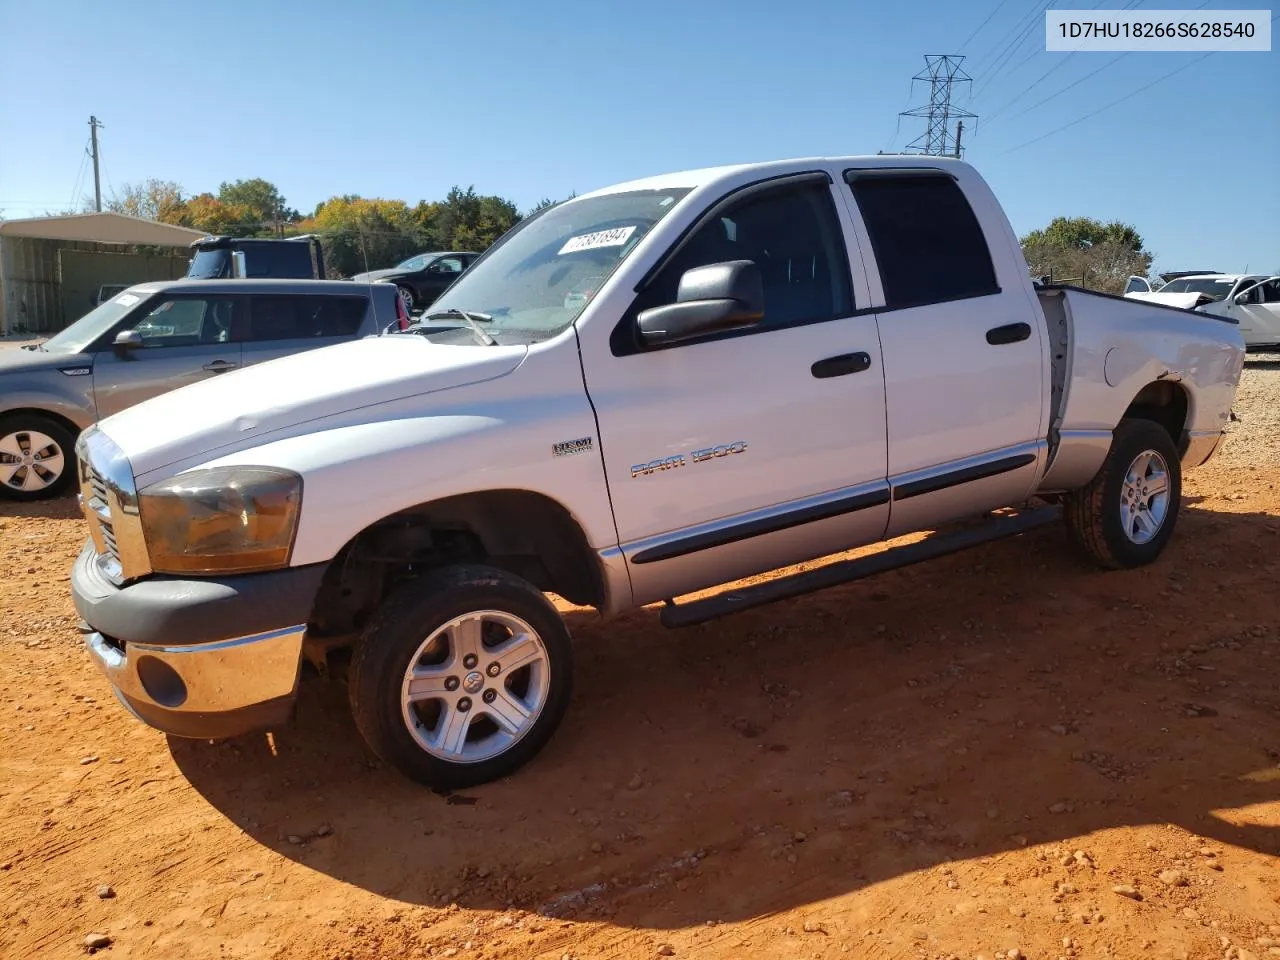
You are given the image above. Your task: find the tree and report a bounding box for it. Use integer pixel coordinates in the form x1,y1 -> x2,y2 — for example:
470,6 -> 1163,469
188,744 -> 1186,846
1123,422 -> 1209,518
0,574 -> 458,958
216,178 -> 298,234
526,192 -> 576,217
1021,216 -> 1153,294
105,179 -> 187,222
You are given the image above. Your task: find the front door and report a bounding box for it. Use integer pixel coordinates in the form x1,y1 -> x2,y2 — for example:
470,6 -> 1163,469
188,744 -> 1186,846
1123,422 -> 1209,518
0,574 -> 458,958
582,173 -> 890,605
91,294 -> 244,419
1235,277 -> 1280,347
842,169 -> 1047,538
239,292 -> 371,368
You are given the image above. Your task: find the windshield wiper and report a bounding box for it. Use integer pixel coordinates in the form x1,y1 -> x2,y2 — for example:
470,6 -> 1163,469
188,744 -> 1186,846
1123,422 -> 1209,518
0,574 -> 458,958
423,308 -> 497,346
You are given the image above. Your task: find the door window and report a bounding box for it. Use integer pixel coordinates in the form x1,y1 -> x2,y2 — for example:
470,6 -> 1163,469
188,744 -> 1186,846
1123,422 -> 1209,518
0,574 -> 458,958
427,257 -> 465,275
848,173 -> 999,309
247,295 -> 368,341
130,297 -> 238,347
1260,280 -> 1280,304
627,178 -> 854,345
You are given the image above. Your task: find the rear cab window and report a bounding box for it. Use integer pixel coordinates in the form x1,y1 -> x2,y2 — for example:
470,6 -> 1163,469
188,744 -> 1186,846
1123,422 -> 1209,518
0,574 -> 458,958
846,172 -> 999,309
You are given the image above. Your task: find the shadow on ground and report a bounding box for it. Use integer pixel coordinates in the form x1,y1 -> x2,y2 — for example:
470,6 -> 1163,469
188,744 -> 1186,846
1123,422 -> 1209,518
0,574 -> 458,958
172,503 -> 1280,930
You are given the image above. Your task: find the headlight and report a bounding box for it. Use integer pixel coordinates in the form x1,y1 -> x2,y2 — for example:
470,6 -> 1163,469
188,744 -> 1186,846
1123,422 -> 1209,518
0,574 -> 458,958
139,466 -> 302,575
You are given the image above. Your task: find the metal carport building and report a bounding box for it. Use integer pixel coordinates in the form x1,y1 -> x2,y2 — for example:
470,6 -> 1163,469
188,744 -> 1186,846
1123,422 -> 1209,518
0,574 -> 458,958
0,213 -> 207,336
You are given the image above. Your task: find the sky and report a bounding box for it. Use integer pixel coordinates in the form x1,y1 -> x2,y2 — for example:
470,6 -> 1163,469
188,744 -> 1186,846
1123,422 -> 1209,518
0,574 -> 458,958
1,0 -> 1277,273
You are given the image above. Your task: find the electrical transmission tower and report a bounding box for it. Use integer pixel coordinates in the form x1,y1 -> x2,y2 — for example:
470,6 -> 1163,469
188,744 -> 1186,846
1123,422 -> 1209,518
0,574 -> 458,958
899,55 -> 977,158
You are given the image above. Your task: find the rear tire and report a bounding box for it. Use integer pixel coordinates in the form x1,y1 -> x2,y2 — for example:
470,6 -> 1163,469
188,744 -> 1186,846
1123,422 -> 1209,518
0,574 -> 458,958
0,414 -> 77,501
396,285 -> 417,315
348,564 -> 573,789
1064,417 -> 1181,569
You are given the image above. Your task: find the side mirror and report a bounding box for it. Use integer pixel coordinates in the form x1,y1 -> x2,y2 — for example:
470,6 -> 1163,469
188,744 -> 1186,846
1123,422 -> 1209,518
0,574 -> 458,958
1234,294 -> 1248,306
636,260 -> 765,346
112,329 -> 143,356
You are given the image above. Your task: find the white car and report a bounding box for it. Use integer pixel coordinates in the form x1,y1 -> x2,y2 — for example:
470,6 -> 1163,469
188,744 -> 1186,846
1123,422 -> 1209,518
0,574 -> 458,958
71,155 -> 1244,789
1125,273 -> 1280,349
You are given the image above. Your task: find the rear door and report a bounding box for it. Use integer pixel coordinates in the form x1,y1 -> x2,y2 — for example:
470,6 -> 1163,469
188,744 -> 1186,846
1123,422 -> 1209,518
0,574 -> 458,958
239,292 -> 372,368
91,293 -> 244,419
842,169 -> 1046,538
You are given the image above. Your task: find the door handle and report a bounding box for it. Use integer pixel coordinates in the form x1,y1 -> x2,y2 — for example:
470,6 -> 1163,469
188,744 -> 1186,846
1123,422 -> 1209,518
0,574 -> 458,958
811,352 -> 872,379
986,322 -> 1031,345
202,360 -> 238,373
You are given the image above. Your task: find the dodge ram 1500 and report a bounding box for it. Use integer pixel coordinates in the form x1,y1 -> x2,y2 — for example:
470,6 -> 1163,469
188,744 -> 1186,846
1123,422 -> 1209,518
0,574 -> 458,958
70,156 -> 1244,788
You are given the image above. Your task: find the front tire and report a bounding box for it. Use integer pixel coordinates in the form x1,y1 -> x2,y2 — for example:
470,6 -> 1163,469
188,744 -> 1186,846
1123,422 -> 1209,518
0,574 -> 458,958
348,564 -> 573,789
1064,417 -> 1181,569
0,414 -> 77,501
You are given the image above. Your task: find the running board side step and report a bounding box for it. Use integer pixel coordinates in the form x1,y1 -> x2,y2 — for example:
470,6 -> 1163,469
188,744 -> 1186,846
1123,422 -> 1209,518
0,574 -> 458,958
659,506 -> 1060,629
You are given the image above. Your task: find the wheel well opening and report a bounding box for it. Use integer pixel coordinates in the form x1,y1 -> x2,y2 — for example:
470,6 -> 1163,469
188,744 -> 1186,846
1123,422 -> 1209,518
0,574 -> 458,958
307,490 -> 603,645
0,407 -> 84,443
1122,381 -> 1189,448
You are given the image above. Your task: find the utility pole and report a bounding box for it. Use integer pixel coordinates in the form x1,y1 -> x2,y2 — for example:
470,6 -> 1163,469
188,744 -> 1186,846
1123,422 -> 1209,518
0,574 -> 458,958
953,120 -> 965,159
899,55 -> 977,158
88,115 -> 103,212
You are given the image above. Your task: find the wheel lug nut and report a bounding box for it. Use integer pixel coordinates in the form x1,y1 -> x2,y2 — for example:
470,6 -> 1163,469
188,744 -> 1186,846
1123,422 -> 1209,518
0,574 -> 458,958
486,662 -> 501,677
463,654 -> 478,669
444,676 -> 460,691
482,689 -> 497,704
457,697 -> 472,712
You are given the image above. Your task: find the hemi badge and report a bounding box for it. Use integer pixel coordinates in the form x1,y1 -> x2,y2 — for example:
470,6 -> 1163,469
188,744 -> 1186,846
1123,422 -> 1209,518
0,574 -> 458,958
553,437 -> 594,458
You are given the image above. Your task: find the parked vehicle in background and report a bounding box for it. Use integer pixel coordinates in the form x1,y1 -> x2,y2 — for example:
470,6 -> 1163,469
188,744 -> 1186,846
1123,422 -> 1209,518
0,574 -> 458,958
1123,271 -> 1223,295
186,235 -> 327,280
0,279 -> 402,500
1126,273 -> 1280,349
349,251 -> 479,315
70,155 -> 1243,790
92,284 -> 130,307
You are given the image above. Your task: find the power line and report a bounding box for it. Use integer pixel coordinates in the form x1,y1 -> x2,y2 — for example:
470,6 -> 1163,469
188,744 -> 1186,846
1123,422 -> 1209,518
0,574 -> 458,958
959,0 -> 1017,51
998,51 -> 1214,155
970,0 -> 1053,96
979,0 -> 1120,116
983,0 -> 1205,127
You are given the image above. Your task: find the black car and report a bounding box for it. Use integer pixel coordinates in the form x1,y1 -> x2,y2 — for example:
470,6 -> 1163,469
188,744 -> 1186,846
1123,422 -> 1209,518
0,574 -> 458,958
349,251 -> 479,314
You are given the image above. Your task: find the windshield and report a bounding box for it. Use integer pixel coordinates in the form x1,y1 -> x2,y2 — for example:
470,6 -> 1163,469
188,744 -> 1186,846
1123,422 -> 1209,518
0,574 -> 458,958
1158,277 -> 1236,300
396,253 -> 431,271
41,290 -> 149,353
187,248 -> 231,279
419,188 -> 692,343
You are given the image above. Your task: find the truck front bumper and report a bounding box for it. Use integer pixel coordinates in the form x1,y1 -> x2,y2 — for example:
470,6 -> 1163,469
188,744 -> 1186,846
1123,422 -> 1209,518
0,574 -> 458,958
71,541 -> 327,739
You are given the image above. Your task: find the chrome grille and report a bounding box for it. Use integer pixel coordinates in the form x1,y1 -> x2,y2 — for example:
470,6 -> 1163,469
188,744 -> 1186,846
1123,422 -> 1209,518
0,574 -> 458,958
75,428 -> 150,584
79,456 -> 122,571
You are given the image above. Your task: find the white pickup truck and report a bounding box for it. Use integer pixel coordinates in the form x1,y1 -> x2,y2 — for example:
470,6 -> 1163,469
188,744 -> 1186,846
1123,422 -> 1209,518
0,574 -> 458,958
70,156 -> 1244,789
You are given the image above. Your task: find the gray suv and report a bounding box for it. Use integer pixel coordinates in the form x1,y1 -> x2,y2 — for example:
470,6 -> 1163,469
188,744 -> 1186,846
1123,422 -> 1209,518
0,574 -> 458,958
0,278 -> 402,500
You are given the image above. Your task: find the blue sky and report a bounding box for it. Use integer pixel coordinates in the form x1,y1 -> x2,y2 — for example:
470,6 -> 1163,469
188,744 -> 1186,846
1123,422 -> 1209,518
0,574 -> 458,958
1,0 -> 1276,272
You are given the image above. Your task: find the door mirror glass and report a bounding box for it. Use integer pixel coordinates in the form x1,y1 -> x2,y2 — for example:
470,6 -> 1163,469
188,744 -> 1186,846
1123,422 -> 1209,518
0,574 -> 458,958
636,260 -> 765,346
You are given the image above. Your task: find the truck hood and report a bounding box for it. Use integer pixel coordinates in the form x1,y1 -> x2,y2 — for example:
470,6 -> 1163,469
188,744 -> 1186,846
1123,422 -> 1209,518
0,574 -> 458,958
349,268 -> 401,283
1126,291 -> 1212,309
97,335 -> 528,477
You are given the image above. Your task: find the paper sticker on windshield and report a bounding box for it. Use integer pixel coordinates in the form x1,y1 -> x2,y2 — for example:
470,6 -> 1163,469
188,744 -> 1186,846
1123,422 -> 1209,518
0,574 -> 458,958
558,225 -> 636,256
113,293 -> 140,306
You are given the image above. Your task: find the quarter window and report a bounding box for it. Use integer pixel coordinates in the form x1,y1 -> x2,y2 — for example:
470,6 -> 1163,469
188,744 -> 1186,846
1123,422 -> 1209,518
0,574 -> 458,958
247,295 -> 367,341
848,174 -> 999,309
630,179 -> 854,344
